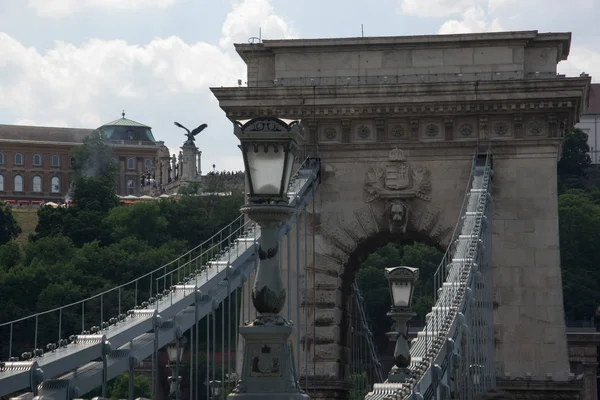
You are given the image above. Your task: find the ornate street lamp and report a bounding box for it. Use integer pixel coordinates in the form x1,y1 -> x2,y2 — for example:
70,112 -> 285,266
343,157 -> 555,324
384,266 -> 419,383
228,117 -> 309,399
166,336 -> 187,400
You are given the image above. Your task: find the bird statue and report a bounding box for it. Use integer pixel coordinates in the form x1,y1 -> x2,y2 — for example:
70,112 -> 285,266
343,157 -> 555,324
174,121 -> 208,144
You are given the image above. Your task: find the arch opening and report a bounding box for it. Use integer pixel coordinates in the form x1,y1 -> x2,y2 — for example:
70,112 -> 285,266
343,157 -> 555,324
338,228 -> 446,381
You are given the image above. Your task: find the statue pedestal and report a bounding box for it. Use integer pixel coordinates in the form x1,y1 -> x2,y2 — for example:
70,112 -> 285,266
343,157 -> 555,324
228,315 -> 309,400
180,141 -> 200,184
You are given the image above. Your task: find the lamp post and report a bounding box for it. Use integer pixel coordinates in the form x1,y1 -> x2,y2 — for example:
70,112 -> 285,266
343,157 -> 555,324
166,336 -> 187,400
384,266 -> 419,383
228,117 -> 309,399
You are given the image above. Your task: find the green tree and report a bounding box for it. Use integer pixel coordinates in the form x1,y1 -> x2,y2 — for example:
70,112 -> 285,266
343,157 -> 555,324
107,374 -> 152,399
0,201 -> 22,245
558,191 -> 600,319
104,201 -> 168,246
71,129 -> 117,181
558,128 -> 591,177
0,241 -> 22,271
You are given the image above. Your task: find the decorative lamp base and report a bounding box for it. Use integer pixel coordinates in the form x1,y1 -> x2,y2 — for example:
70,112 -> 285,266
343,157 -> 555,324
228,315 -> 310,400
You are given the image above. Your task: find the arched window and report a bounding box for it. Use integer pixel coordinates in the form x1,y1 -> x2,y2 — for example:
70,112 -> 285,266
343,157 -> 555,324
51,177 -> 60,193
0,152 -> 4,165
33,176 -> 42,192
51,155 -> 60,167
33,154 -> 41,166
0,174 -> 4,191
127,179 -> 135,195
15,153 -> 23,165
127,158 -> 135,170
145,159 -> 152,171
13,175 -> 23,192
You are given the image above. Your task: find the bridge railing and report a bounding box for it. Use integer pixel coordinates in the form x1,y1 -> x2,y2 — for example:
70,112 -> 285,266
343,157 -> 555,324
366,147 -> 494,399
0,157 -> 316,365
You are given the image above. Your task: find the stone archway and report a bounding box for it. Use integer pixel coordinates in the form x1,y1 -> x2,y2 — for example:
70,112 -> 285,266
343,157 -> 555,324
213,30 -> 590,400
293,146 -> 466,398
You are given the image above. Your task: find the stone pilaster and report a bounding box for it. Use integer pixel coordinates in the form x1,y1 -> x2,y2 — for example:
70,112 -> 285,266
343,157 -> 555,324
375,119 -> 385,142
444,118 -> 454,141
341,119 -> 351,143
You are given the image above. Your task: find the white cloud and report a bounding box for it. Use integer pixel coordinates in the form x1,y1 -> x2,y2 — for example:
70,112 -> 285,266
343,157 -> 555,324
0,33 -> 245,170
397,0 -> 482,18
438,6 -> 503,34
220,0 -> 297,49
558,46 -> 600,82
0,0 -> 298,172
28,0 -> 178,17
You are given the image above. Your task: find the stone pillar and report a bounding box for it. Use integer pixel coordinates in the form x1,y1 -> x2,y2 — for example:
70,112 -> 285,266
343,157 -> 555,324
197,150 -> 202,177
178,151 -> 183,180
180,142 -> 199,183
171,155 -> 177,181
161,157 -> 170,186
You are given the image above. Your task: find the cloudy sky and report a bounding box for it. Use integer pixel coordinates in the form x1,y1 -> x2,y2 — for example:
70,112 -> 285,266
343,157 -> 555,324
1,0 -> 598,172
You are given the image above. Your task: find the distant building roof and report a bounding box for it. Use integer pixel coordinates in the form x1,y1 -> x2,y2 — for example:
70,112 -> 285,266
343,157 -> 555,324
585,83 -> 600,115
100,112 -> 151,129
0,124 -> 93,144
98,112 -> 156,143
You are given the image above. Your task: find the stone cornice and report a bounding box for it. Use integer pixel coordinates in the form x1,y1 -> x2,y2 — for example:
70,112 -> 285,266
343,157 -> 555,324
234,30 -> 571,59
211,78 -> 590,123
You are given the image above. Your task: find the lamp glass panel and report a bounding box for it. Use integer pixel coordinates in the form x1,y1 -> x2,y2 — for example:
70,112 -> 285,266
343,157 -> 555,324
166,344 -> 178,362
246,144 -> 285,195
391,282 -> 411,307
282,153 -> 295,195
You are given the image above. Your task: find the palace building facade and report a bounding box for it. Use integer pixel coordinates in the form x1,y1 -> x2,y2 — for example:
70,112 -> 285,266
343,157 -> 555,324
0,114 -> 168,202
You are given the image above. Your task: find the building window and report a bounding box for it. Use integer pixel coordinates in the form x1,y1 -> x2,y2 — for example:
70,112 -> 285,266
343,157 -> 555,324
127,179 -> 135,195
33,154 -> 41,166
14,175 -> 23,192
51,155 -> 60,167
145,159 -> 152,171
0,152 -> 4,165
51,177 -> 60,193
69,157 -> 75,168
15,153 -> 23,165
33,176 -> 42,192
0,174 -> 4,191
127,158 -> 135,170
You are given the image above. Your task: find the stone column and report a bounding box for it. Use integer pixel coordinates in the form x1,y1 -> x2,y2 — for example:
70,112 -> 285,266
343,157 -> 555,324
341,119 -> 351,143
197,150 -> 202,177
161,158 -> 170,186
179,142 -> 199,183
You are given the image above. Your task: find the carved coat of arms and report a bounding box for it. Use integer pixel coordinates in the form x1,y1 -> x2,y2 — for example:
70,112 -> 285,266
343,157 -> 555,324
364,147 -> 432,234
364,147 -> 431,203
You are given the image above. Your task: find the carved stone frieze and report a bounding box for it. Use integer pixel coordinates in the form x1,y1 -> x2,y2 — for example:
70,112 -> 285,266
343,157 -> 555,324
323,127 -> 337,140
424,123 -> 440,138
494,121 -> 509,136
391,125 -> 406,139
528,119 -> 543,135
357,124 -> 371,139
459,123 -> 474,137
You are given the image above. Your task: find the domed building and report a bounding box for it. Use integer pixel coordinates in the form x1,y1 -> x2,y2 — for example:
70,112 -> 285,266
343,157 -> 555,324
0,112 -> 169,203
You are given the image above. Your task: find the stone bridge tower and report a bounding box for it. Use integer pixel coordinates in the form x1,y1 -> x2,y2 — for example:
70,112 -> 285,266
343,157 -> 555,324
212,31 -> 590,399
